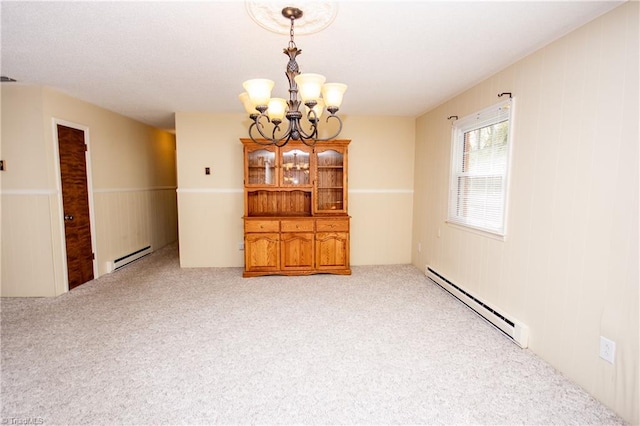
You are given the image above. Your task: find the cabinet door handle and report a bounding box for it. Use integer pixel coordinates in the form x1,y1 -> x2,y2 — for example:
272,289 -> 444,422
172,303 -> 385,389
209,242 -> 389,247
295,225 -> 299,229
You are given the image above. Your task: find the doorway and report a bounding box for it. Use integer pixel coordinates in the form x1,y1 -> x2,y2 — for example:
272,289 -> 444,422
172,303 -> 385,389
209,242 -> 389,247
56,123 -> 94,290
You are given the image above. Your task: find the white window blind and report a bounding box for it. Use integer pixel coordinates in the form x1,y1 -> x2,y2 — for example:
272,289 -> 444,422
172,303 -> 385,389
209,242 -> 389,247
448,99 -> 513,236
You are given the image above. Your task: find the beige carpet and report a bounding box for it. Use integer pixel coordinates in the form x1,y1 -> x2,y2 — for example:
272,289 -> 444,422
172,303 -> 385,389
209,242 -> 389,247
1,243 -> 625,425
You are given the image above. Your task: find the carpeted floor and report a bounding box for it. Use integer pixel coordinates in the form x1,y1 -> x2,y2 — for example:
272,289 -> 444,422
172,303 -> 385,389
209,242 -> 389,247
1,243 -> 625,425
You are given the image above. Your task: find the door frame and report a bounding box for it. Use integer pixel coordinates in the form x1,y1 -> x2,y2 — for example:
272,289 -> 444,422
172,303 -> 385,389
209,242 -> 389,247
52,118 -> 98,292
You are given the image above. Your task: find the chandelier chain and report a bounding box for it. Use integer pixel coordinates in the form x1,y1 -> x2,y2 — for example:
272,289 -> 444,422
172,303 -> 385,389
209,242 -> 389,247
288,16 -> 296,49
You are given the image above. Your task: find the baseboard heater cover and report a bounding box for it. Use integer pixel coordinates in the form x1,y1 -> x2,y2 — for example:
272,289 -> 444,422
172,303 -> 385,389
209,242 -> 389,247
110,246 -> 152,272
426,266 -> 529,348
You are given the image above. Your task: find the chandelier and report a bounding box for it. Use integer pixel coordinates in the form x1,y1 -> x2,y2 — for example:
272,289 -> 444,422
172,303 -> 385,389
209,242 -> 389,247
239,6 -> 347,147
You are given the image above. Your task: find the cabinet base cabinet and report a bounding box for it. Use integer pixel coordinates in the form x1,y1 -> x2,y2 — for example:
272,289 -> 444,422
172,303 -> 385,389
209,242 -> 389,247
243,217 -> 350,277
316,232 -> 349,270
281,233 -> 314,271
245,233 -> 280,273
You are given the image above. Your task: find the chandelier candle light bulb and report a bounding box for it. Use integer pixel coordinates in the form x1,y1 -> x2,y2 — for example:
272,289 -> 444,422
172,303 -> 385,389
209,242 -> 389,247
267,98 -> 288,123
322,83 -> 348,109
240,6 -> 347,146
294,73 -> 326,103
243,78 -> 275,108
239,92 -> 257,116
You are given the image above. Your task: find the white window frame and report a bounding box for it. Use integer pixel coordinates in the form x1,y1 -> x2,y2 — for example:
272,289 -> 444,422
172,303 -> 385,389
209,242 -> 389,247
447,98 -> 514,238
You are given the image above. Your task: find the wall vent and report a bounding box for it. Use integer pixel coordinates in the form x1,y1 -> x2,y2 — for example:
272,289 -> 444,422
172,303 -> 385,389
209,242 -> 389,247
426,265 -> 529,348
111,246 -> 152,271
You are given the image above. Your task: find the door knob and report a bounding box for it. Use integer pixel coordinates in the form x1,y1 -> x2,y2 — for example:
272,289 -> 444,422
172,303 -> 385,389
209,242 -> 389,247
64,214 -> 74,221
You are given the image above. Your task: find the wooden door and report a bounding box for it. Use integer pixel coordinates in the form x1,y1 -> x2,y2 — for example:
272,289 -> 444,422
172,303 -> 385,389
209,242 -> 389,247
57,124 -> 94,289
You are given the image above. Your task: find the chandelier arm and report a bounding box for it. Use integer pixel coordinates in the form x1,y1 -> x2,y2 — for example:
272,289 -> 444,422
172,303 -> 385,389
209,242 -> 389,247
297,118 -> 317,139
305,108 -> 318,123
248,126 -> 275,146
300,137 -> 318,147
287,117 -> 318,146
306,126 -> 319,141
248,113 -> 297,146
311,115 -> 344,142
248,114 -> 275,144
273,120 -> 295,147
293,107 -> 316,139
271,122 -> 282,140
249,115 -> 280,145
252,113 -> 278,144
275,133 -> 293,148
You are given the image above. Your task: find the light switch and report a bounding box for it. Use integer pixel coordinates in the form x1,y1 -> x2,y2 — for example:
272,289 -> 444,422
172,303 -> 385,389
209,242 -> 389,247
205,167 -> 210,175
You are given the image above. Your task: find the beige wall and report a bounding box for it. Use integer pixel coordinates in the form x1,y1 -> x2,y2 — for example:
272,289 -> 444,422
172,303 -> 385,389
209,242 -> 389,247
174,113 -> 245,267
175,112 -> 415,267
345,115 -> 415,265
412,3 -> 638,423
1,85 -> 178,296
2,3 -> 635,421
2,86 -> 60,296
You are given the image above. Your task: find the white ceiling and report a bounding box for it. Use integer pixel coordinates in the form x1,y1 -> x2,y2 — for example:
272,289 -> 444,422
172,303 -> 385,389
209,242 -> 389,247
1,0 -> 624,131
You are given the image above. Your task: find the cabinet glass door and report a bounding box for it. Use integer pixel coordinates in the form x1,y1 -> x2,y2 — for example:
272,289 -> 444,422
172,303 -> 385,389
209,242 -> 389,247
280,147 -> 311,187
316,148 -> 345,212
246,147 -> 276,186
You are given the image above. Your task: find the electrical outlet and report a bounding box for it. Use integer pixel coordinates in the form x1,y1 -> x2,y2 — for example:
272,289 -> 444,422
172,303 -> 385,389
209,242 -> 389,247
238,242 -> 245,251
599,336 -> 616,364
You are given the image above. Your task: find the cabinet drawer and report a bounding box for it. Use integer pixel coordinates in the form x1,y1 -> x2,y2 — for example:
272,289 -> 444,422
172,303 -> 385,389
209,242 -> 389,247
245,220 -> 279,233
316,219 -> 349,232
281,220 -> 314,232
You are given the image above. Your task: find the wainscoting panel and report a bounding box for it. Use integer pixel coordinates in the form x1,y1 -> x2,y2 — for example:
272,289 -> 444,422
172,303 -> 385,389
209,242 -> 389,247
1,192 -> 58,296
93,187 -> 177,276
176,189 -> 244,268
349,189 -> 414,265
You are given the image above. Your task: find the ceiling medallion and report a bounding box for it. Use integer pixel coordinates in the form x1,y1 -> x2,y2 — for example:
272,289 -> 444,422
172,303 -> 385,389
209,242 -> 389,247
245,1 -> 338,35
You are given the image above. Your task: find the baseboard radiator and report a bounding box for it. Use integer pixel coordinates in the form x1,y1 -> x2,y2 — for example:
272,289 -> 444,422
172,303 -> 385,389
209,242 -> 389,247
110,246 -> 152,272
426,266 -> 529,348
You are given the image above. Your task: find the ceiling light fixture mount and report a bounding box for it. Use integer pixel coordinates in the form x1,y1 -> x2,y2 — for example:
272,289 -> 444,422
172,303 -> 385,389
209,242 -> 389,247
239,6 -> 347,147
281,6 -> 303,20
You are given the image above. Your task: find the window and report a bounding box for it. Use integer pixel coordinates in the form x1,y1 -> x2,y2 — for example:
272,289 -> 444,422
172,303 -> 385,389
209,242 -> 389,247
448,99 -> 513,236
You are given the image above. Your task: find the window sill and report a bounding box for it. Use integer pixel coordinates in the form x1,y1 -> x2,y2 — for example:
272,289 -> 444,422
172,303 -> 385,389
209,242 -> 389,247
445,221 -> 506,242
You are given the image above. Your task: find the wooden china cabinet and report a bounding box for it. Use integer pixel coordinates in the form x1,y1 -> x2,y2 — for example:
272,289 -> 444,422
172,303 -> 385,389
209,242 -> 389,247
241,138 -> 350,277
